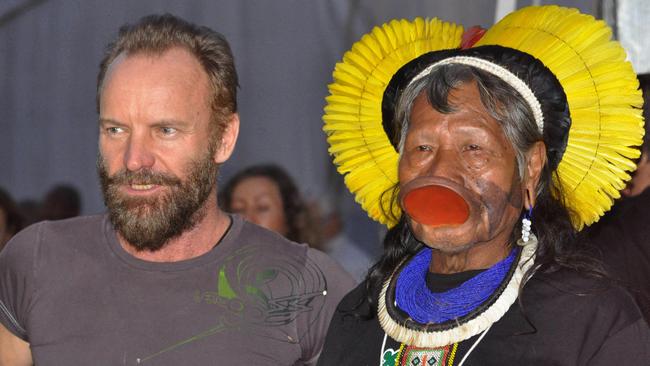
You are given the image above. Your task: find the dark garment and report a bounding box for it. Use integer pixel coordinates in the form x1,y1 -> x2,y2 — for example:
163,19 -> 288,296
587,188 -> 650,324
318,270 -> 650,366
0,214 -> 355,365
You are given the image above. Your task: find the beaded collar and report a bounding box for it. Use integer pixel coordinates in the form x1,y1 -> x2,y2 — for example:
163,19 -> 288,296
395,246 -> 518,324
378,235 -> 538,348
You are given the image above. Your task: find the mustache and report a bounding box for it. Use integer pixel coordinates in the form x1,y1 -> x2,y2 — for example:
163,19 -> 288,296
106,168 -> 182,187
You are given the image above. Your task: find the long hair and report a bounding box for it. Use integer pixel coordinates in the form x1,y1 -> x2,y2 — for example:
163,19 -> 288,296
364,64 -> 605,311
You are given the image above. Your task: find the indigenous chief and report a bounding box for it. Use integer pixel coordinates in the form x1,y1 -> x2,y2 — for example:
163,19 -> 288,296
318,6 -> 650,365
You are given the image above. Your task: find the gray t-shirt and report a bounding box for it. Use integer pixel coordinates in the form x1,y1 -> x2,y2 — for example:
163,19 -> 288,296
0,214 -> 355,365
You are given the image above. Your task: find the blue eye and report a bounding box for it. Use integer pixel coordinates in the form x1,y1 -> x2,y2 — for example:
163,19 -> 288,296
160,127 -> 177,135
106,126 -> 124,135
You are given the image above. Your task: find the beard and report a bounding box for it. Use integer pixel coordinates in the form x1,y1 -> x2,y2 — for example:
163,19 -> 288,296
98,151 -> 218,252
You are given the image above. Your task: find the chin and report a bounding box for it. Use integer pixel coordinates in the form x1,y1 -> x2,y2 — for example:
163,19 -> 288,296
415,235 -> 479,254
409,218 -> 486,252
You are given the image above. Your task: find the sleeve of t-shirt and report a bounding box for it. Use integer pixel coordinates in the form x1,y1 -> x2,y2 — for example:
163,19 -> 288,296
298,248 -> 356,365
0,223 -> 42,342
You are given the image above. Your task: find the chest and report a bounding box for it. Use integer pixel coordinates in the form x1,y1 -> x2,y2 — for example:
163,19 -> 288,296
25,258 -> 315,365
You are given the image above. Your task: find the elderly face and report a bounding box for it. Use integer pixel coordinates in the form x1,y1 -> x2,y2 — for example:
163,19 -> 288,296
398,81 -> 524,253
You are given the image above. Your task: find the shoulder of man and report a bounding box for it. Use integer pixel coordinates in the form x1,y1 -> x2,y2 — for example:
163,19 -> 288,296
0,215 -> 99,341
523,269 -> 647,339
527,269 -> 640,311
4,214 -> 106,260
235,218 -> 356,288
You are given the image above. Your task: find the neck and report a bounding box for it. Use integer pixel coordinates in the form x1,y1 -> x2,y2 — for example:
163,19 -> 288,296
429,239 -> 511,274
118,196 -> 230,262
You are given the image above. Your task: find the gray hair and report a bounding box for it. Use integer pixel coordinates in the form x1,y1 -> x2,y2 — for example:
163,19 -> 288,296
394,64 -> 542,181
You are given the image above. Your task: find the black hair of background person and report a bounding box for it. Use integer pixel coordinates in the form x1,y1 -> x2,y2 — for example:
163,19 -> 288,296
0,187 -> 24,250
40,184 -> 82,221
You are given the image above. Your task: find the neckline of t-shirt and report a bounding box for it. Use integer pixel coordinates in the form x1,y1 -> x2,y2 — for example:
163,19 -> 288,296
103,213 -> 243,272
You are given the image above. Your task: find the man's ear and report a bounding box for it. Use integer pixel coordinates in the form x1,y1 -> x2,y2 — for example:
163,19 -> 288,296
214,113 -> 240,164
523,141 -> 547,209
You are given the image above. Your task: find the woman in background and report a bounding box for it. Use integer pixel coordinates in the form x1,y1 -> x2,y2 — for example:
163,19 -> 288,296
220,164 -> 322,248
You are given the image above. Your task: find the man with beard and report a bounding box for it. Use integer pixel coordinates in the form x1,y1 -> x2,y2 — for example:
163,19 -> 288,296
0,14 -> 354,365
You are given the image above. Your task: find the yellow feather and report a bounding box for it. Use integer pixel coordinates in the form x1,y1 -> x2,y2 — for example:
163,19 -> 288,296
323,17 -> 463,225
324,6 -> 643,228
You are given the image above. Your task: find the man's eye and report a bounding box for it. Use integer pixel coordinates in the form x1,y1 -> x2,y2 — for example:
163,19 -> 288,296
160,127 -> 177,135
417,145 -> 433,152
106,127 -> 124,135
464,144 -> 481,151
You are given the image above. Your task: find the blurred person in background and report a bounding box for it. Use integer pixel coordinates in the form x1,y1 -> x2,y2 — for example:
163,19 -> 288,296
587,74 -> 650,324
40,184 -> 82,221
17,199 -> 41,227
220,163 -> 323,248
0,187 -> 24,251
318,197 -> 375,283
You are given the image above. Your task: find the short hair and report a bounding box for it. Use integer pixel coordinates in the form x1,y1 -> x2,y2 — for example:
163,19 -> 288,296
97,13 -> 238,141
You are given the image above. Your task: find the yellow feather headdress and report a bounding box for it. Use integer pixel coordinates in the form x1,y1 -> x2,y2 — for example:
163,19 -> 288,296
323,5 -> 644,230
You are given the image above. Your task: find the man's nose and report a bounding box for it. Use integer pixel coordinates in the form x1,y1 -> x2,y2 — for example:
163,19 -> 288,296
124,133 -> 155,171
426,147 -> 462,179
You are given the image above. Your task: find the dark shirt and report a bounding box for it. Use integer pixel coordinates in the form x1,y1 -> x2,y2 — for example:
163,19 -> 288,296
588,188 -> 650,324
0,214 -> 355,365
318,269 -> 650,365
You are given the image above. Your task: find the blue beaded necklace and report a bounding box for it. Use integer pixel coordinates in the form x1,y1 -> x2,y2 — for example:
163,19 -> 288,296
395,246 -> 518,324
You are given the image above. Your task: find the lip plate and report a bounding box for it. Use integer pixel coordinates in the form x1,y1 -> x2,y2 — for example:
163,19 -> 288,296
399,176 -> 482,229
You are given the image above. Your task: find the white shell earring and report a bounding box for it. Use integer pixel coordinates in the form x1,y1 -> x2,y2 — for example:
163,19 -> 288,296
521,206 -> 533,242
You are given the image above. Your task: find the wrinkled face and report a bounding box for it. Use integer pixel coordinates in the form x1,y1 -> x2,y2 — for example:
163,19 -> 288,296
230,176 -> 289,237
98,47 -> 219,251
398,82 -> 523,253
